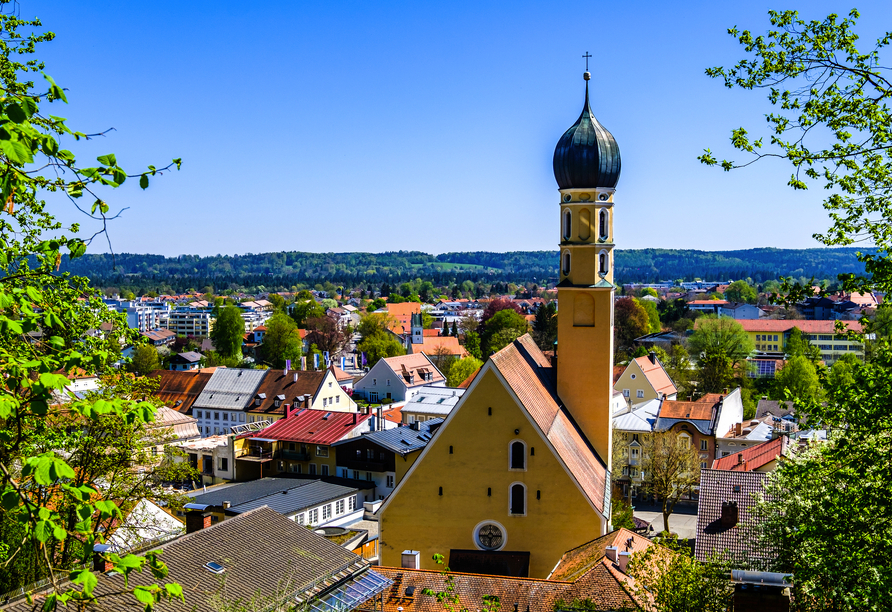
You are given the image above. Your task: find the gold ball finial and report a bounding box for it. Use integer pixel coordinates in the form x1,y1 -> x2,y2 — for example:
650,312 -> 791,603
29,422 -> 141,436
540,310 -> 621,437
583,71 -> 591,81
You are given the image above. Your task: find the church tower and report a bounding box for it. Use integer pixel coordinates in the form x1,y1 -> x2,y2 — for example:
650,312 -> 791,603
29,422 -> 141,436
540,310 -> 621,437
553,69 -> 621,473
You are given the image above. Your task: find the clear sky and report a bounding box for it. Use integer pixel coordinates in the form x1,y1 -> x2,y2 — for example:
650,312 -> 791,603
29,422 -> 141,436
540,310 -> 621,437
33,1 -> 892,257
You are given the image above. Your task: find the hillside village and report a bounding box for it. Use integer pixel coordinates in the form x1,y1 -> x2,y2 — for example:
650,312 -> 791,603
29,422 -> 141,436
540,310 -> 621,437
4,7 -> 892,612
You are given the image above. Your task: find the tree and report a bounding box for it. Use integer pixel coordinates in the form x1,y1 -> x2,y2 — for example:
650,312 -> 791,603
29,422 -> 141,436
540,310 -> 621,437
210,305 -> 245,359
462,330 -> 482,360
640,430 -> 702,534
429,346 -> 456,381
696,351 -> 735,395
267,293 -> 286,313
447,356 -> 482,387
724,280 -> 758,304
640,287 -> 659,298
627,540 -> 732,612
128,345 -> 161,376
652,344 -> 694,399
367,297 -> 386,312
305,314 -> 350,358
480,309 -> 528,357
478,298 -> 522,328
0,10 -> 186,606
785,326 -> 822,361
689,315 -> 754,366
774,355 -> 822,403
610,493 -> 635,531
640,299 -> 662,333
753,342 -> 892,609
615,297 -> 651,353
531,302 -> 558,352
290,299 -> 325,327
700,9 -> 892,297
260,313 -> 303,369
450,321 -> 458,337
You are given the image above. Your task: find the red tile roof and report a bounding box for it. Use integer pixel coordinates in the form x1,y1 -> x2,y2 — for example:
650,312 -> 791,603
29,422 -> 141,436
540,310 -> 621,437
631,356 -> 677,396
382,354 -> 446,386
252,408 -> 370,445
490,335 -> 608,514
409,336 -> 469,357
657,400 -> 715,421
422,329 -> 440,337
734,319 -> 862,333
712,436 -> 788,472
549,528 -> 652,582
151,370 -> 214,414
687,300 -> 729,305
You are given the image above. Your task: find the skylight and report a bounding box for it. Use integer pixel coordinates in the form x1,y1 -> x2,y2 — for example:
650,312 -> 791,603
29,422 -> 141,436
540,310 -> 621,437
205,562 -> 225,574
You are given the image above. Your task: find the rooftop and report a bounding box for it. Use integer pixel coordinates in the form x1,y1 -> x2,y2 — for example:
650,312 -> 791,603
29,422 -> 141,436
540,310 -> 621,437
225,480 -> 362,517
712,436 -> 788,472
249,408 -> 370,445
630,354 -> 677,397
734,319 -> 862,334
249,369 -> 328,415
381,354 -> 445,387
151,369 -> 214,414
336,418 -> 443,456
402,388 -> 465,416
193,368 -> 267,410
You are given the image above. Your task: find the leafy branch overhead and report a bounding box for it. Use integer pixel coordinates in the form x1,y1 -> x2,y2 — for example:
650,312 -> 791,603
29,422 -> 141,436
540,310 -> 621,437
700,9 -> 892,294
0,9 -> 183,610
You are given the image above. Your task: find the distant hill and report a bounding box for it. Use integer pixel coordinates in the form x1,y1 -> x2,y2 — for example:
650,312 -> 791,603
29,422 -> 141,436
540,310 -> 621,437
61,247 -> 875,292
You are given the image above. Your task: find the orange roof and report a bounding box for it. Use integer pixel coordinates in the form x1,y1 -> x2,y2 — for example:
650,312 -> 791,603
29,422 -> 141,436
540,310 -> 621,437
734,319 -> 862,333
151,370 -> 214,414
712,436 -> 788,472
422,329 -> 440,337
550,528 -> 652,582
631,356 -> 677,396
688,300 -> 729,305
330,365 -> 354,382
382,354 -> 446,386
409,336 -> 469,357
658,400 -> 714,421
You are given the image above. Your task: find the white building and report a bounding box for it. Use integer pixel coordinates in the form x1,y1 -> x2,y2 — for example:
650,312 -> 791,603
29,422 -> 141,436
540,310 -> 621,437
354,354 -> 446,403
400,386 -> 465,424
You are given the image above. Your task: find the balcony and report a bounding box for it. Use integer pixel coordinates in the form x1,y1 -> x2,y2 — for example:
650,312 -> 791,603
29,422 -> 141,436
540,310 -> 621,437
282,450 -> 311,461
236,446 -> 278,462
340,459 -> 387,473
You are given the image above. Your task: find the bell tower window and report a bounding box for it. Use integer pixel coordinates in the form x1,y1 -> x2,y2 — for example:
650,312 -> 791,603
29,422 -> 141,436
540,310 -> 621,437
509,483 -> 526,516
562,251 -> 570,276
599,250 -> 609,275
509,440 -> 526,470
599,209 -> 609,241
562,209 -> 572,240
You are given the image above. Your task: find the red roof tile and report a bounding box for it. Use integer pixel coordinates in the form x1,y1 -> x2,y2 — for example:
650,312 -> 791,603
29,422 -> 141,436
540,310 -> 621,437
151,370 -> 214,414
631,356 -> 677,396
253,408 -> 370,445
733,319 -> 862,333
712,436 -> 788,472
658,400 -> 715,421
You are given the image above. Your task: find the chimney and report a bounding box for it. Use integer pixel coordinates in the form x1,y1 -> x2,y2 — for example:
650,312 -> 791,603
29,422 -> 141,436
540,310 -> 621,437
648,351 -> 656,365
305,395 -> 312,410
618,551 -> 632,573
186,510 -> 212,533
294,372 -> 299,383
738,454 -> 745,465
605,545 -> 618,563
222,501 -> 231,509
735,422 -> 743,436
401,550 -> 421,569
92,543 -> 113,573
723,387 -> 729,395
352,412 -> 358,425
721,500 -> 739,527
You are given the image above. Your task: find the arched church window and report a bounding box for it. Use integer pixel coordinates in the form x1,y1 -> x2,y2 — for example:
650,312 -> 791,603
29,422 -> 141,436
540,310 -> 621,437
599,250 -> 609,275
599,208 -> 609,240
510,483 -> 526,515
562,209 -> 572,240
510,441 -> 525,470
562,251 -> 571,276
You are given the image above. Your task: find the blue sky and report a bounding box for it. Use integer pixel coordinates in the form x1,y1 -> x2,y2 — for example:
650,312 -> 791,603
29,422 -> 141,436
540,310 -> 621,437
33,1 -> 892,257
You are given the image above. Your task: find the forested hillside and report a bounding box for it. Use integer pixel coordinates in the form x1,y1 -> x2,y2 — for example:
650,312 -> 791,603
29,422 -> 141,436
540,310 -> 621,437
62,247 -> 874,293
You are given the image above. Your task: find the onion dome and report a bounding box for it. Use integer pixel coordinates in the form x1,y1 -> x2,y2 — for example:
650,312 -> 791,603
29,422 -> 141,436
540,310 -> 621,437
553,72 -> 621,189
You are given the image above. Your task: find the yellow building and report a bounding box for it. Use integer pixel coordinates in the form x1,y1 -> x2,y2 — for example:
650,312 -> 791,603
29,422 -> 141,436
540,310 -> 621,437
379,70 -> 619,578
614,353 -> 678,403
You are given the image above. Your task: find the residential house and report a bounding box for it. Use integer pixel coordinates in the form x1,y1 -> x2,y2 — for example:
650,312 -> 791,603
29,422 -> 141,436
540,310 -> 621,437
191,368 -> 268,436
146,406 -> 201,451
244,367 -> 357,424
400,387 -> 465,424
712,436 -> 789,472
735,319 -> 864,363
9,506 -> 391,612
354,354 -> 446,403
175,434 -> 236,485
333,419 -> 443,500
384,302 -> 421,336
151,369 -> 215,414
141,328 -> 176,347
686,299 -> 729,314
611,399 -> 661,498
328,307 -> 354,329
719,302 -> 765,319
169,351 -> 203,371
695,469 -> 776,566
613,352 -> 678,403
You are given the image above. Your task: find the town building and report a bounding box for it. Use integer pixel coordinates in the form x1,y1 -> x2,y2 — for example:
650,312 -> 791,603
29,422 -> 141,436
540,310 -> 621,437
141,328 -> 176,347
735,319 -> 864,362
190,368 -> 267,435
712,436 -> 789,472
354,354 -> 446,403
243,367 -> 356,424
379,72 -> 617,578
613,352 -> 678,403
399,387 -> 465,424
152,369 -> 215,414
164,308 -> 213,337
169,351 -> 203,371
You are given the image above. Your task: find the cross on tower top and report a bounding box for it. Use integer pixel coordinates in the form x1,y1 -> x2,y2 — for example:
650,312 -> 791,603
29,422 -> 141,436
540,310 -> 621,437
582,52 -> 592,71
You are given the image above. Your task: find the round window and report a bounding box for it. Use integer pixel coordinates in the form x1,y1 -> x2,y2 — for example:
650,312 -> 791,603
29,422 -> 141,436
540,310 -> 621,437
630,374 -> 636,380
476,523 -> 504,551
598,193 -> 609,201
563,194 -> 572,202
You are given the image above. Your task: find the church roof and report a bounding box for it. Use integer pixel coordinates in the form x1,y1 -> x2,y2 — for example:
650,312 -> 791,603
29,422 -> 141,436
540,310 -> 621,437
490,335 -> 609,515
553,76 -> 621,190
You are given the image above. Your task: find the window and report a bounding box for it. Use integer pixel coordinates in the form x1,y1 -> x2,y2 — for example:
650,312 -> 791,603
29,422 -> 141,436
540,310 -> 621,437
632,433 -> 640,443
219,457 -> 228,471
476,522 -> 505,551
340,468 -> 348,478
366,472 -> 373,481
322,504 -> 332,520
372,378 -> 377,386
239,413 -> 245,422
630,447 -> 639,459
353,470 -> 359,480
367,449 -> 375,459
629,467 -> 638,477
296,513 -> 305,525
387,475 -> 395,488
509,441 -> 525,470
701,461 -> 708,470
678,434 -> 691,448
386,379 -> 391,386
562,251 -> 570,275
562,209 -> 571,240
349,496 -> 356,511
700,439 -> 708,451
329,382 -> 333,388
309,508 -> 318,525
599,208 -> 609,240
509,483 -> 526,515
623,389 -> 630,398
336,499 -> 345,514
214,412 -> 219,420
195,410 -> 202,419
321,464 -> 329,476
322,398 -> 328,407
636,390 -> 644,398
309,463 -> 317,475
222,413 -> 228,421
336,396 -> 340,404
598,250 -> 609,275
622,466 -> 629,475
316,446 -> 329,457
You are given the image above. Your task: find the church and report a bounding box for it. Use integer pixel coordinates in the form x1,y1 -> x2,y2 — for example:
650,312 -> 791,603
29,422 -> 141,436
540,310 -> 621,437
378,68 -> 621,579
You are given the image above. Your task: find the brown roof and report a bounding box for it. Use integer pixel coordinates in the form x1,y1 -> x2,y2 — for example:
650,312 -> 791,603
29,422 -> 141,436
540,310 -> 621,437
549,528 -> 653,582
694,469 -> 774,564
613,365 -> 625,384
457,367 -> 480,388
151,370 -> 214,414
490,335 -> 608,514
712,436 -> 788,472
249,369 -> 328,415
9,506 -> 365,612
382,354 -> 445,386
657,400 -> 715,421
631,356 -> 677,396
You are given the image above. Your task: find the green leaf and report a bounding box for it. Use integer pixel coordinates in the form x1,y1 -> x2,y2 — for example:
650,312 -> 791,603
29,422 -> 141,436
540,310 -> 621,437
139,174 -> 149,189
95,500 -> 120,518
132,587 -> 155,606
164,583 -> 184,600
66,181 -> 84,198
0,138 -> 34,165
34,520 -> 53,542
71,569 -> 98,596
69,241 -> 87,259
53,525 -> 67,541
96,153 -> 116,166
6,103 -> 27,124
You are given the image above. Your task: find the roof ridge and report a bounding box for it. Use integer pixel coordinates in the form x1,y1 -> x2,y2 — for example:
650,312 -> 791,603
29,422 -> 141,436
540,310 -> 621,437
375,566 -> 573,584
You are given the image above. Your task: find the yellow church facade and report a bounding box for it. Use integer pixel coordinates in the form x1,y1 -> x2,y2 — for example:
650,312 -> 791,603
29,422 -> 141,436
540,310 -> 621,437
378,69 -> 620,578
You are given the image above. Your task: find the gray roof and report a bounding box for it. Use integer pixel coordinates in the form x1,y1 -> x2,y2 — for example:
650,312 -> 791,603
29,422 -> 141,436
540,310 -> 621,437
226,480 -> 360,517
402,388 -> 464,416
755,399 -> 796,420
193,367 -> 267,410
4,506 -> 367,612
654,416 -> 714,435
172,351 -> 203,363
695,469 -> 774,565
189,477 -> 312,507
612,399 -> 660,432
335,419 -> 443,456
